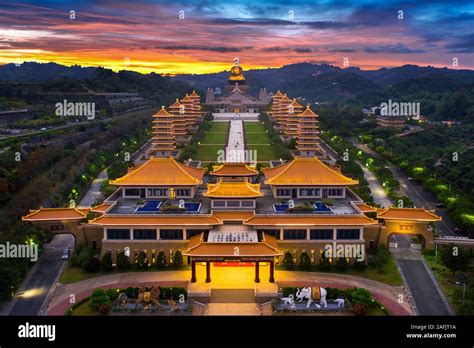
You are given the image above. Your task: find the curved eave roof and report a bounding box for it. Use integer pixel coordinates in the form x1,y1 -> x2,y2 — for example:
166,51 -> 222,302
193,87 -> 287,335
262,157 -> 358,186
244,215 -> 378,226
204,181 -> 263,198
110,157 -> 205,186
89,215 -> 222,226
210,163 -> 258,176
22,208 -> 88,221
377,207 -> 442,222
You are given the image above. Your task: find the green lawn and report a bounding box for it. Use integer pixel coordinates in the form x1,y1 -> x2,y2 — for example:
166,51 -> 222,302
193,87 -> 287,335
244,122 -> 266,132
200,132 -> 227,144
247,145 -> 277,162
195,145 -> 226,161
246,132 -> 271,144
276,253 -> 403,286
208,122 -> 229,132
194,122 -> 228,161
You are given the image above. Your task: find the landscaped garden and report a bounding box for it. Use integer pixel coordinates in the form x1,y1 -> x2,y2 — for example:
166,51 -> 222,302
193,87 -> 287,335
194,121 -> 228,162
274,286 -> 389,316
60,245 -> 188,284
244,121 -> 277,162
66,286 -> 191,316
277,247 -> 403,286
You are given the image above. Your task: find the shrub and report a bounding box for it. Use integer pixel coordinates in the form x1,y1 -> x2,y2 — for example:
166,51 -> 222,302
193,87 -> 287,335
156,251 -> 167,269
368,247 -> 390,268
101,252 -> 113,272
83,257 -> 101,273
281,287 -> 298,298
282,252 -> 294,270
325,287 -> 345,299
171,287 -> 187,301
116,251 -> 131,271
351,288 -> 373,306
99,304 -> 111,315
90,288 -> 110,309
299,252 -> 312,271
440,244 -> 470,275
319,253 -> 331,271
106,288 -> 120,301
336,257 -> 348,271
136,251 -> 148,269
124,287 -> 139,299
353,303 -> 369,316
172,250 -> 183,269
353,259 -> 366,270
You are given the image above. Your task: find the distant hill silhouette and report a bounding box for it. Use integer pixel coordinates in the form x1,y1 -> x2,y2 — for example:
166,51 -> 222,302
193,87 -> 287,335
2,61 -> 474,104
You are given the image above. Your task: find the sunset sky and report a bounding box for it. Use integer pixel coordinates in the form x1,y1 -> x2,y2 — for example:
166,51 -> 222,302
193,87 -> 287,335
1,0 -> 473,74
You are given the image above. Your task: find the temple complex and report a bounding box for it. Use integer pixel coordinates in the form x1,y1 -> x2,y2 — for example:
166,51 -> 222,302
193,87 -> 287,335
21,58 -> 442,293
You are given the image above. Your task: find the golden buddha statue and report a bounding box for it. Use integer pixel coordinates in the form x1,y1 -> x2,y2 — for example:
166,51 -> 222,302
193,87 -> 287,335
228,57 -> 245,83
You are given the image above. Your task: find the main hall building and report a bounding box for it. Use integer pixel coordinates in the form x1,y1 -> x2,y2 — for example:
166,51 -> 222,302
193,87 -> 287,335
23,156 -> 440,284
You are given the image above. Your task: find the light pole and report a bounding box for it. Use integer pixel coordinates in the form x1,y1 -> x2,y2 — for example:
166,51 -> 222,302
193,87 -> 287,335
456,282 -> 466,304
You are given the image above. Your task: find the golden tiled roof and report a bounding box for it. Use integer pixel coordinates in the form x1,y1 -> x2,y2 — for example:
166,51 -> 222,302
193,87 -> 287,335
210,162 -> 258,176
204,180 -> 263,198
299,105 -> 318,117
212,211 -> 255,221
262,157 -> 358,186
153,106 -> 172,117
22,208 -> 88,221
180,95 -> 193,103
90,215 -> 222,226
110,157 -> 205,186
183,232 -> 282,257
377,207 -> 442,221
273,90 -> 284,98
169,99 -> 182,108
90,203 -> 114,214
244,215 -> 378,226
354,202 -> 378,213
189,90 -> 200,97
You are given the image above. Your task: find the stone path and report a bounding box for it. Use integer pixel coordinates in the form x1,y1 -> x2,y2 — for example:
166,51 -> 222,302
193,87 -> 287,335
205,303 -> 261,315
226,120 -> 245,162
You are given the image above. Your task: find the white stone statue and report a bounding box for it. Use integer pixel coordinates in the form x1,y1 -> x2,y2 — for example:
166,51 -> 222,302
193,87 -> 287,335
335,298 -> 345,307
296,286 -> 328,308
280,296 -> 294,307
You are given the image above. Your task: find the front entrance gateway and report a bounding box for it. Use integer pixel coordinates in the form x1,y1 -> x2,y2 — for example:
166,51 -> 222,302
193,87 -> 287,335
190,258 -> 275,284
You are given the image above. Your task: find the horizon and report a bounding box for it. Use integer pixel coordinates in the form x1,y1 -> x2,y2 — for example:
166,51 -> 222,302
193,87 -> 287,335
0,1 -> 473,74
4,60 -> 474,77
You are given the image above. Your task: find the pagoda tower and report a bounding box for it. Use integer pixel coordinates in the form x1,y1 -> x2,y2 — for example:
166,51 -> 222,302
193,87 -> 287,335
168,99 -> 192,146
296,105 -> 321,157
151,106 -> 176,157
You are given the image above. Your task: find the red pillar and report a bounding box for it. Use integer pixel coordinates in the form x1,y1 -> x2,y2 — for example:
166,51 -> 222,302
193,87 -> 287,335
205,261 -> 211,283
255,261 -> 260,283
269,260 -> 275,283
191,260 -> 196,283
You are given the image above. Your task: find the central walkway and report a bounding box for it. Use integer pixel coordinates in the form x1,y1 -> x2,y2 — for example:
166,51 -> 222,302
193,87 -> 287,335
226,120 -> 246,162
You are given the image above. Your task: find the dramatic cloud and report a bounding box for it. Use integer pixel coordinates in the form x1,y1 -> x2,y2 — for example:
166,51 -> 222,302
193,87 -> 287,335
0,0 -> 473,73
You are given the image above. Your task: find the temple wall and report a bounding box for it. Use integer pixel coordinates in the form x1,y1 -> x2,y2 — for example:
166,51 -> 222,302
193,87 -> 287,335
100,240 -> 189,264
378,221 -> 435,250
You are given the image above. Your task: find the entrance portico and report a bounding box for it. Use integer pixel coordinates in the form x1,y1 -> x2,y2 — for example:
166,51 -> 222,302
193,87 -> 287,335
189,257 -> 275,284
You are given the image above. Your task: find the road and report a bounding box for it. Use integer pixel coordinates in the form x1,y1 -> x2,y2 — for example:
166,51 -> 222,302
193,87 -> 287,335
390,235 -> 452,315
78,169 -> 108,207
6,234 -> 73,315
322,137 -> 453,315
351,141 -> 457,237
